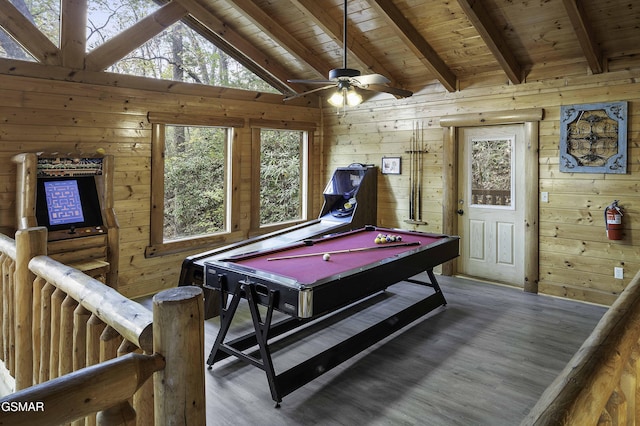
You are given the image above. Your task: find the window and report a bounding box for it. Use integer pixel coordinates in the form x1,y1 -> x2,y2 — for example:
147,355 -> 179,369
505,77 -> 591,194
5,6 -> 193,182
148,116 -> 315,257
2,0 -> 278,93
470,137 -> 514,208
146,113 -> 242,257
163,125 -> 228,240
251,126 -> 311,231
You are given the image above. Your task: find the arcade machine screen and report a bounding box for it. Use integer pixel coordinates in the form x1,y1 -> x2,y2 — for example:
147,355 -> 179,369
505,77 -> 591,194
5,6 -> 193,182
35,177 -> 103,233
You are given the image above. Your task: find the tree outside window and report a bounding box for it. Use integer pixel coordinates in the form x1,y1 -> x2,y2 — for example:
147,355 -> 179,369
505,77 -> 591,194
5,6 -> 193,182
258,129 -> 309,227
3,0 -> 277,93
164,125 -> 228,241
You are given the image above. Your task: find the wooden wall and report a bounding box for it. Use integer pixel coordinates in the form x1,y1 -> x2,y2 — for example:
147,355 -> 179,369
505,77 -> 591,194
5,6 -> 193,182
0,68 -> 322,298
1,59 -> 640,305
323,65 -> 640,306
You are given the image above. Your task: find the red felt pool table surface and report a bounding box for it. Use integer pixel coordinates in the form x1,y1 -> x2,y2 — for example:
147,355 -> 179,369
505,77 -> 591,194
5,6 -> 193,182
230,227 -> 445,285
205,225 -> 459,319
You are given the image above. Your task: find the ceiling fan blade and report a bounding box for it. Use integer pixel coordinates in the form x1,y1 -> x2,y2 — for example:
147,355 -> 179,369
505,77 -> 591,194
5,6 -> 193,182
352,73 -> 390,86
366,84 -> 413,99
287,78 -> 335,85
283,85 -> 336,101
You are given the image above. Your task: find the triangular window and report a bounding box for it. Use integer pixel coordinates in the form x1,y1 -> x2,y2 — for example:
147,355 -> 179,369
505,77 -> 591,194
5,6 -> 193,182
87,0 -> 159,49
10,0 -> 60,47
0,0 -> 278,93
105,20 -> 279,93
0,26 -> 35,61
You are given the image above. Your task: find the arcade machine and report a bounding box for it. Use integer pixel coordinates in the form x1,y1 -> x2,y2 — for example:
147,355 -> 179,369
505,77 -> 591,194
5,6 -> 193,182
13,153 -> 119,287
179,163 -> 377,317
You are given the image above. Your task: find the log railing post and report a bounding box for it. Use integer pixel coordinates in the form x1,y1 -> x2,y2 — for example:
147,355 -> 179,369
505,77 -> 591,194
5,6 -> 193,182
14,227 -> 46,389
31,276 -> 45,385
48,287 -> 65,380
621,348 -> 637,423
153,287 -> 205,425
100,326 -> 122,363
59,295 -> 77,377
0,253 -> 8,367
38,282 -> 54,383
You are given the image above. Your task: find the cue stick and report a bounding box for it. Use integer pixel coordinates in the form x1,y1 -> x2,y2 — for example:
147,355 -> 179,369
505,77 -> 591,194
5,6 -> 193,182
408,123 -> 414,220
266,241 -> 421,261
417,121 -> 423,221
413,121 -> 417,219
414,121 -> 419,220
412,121 -> 417,220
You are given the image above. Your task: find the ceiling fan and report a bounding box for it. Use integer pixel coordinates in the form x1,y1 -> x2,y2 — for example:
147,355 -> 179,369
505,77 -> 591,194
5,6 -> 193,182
284,0 -> 413,107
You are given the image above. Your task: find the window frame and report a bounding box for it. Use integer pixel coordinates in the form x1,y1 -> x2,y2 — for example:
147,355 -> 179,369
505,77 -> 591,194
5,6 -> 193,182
145,112 -> 243,257
249,120 -> 314,236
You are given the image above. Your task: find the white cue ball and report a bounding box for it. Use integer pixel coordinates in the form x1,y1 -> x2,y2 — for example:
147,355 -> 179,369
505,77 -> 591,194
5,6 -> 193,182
322,253 -> 331,261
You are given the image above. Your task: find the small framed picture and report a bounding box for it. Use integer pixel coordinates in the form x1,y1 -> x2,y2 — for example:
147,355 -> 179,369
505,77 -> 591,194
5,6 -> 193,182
381,157 -> 401,175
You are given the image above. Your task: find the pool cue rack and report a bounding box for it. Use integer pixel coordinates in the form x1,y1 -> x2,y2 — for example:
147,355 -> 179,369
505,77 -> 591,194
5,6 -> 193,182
12,152 -> 119,287
405,121 -> 427,225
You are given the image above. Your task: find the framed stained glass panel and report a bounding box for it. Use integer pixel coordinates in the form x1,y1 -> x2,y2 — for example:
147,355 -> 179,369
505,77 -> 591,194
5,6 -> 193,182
559,101 -> 627,173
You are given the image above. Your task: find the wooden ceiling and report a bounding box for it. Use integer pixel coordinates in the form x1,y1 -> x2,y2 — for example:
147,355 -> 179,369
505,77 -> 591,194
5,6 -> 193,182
4,0 -> 638,100
172,0 -> 640,99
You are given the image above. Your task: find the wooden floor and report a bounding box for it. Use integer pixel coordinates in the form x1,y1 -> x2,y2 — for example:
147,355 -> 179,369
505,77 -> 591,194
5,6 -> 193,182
190,275 -> 607,425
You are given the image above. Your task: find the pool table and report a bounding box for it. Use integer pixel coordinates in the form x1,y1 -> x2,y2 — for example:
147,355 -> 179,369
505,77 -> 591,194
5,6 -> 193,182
204,225 -> 459,404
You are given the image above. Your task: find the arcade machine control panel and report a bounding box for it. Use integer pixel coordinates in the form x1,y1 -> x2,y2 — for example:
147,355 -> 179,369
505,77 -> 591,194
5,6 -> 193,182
47,225 -> 107,242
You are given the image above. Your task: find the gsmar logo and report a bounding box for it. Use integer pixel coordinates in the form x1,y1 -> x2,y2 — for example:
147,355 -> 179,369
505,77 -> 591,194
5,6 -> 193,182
1,401 -> 45,412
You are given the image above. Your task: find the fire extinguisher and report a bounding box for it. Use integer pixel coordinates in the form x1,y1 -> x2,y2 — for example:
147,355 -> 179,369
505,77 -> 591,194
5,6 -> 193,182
605,200 -> 624,240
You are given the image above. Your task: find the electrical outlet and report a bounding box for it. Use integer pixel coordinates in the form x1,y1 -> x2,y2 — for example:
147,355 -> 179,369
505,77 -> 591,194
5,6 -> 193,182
541,192 -> 549,202
614,267 -> 624,279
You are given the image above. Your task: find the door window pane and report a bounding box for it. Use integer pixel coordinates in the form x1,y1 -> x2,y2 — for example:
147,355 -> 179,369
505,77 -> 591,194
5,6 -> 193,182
470,138 -> 513,208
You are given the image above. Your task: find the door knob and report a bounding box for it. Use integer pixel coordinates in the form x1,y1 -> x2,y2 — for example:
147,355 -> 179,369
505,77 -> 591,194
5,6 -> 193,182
456,209 -> 464,215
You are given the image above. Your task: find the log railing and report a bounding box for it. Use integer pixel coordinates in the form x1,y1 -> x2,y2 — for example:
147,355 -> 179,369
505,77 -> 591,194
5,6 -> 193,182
0,232 -> 17,390
522,268 -> 640,425
0,227 -> 205,425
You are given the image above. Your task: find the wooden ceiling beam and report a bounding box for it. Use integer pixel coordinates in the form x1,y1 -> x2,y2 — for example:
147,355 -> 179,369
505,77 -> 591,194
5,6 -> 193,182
0,0 -> 59,65
456,0 -> 523,84
290,0 -> 405,88
562,0 -> 603,74
60,0 -> 87,69
368,0 -> 457,92
173,0 -> 308,95
85,2 -> 188,71
225,0 -> 328,81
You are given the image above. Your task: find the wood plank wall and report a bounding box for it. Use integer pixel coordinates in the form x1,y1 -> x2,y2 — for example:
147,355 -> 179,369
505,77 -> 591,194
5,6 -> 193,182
323,63 -> 640,306
0,71 -> 322,298
0,59 -> 639,305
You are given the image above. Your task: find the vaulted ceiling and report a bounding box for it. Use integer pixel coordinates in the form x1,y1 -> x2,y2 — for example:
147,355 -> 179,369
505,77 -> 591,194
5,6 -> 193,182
170,0 -> 640,100
4,0 -> 639,101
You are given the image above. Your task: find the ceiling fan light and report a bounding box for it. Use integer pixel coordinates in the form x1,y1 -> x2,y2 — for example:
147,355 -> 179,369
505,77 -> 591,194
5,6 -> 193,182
346,89 -> 362,106
328,90 -> 344,107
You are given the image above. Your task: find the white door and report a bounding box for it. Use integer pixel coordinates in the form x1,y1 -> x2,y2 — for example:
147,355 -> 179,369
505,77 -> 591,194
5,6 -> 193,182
457,125 -> 525,286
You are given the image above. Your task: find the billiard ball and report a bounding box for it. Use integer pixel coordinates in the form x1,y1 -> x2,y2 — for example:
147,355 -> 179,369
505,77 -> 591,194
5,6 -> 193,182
323,253 -> 331,261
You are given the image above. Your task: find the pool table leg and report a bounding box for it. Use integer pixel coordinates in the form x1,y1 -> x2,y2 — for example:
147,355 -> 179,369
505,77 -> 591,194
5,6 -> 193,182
406,268 -> 447,305
205,280 -> 284,404
244,284 -> 283,405
206,285 -> 243,366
